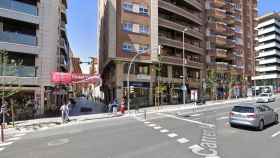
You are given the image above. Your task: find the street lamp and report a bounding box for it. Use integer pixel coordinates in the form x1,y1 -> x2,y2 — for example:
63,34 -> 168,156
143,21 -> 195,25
182,28 -> 188,105
126,46 -> 161,114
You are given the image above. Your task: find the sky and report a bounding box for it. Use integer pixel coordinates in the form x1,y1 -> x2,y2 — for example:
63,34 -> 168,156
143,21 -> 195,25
67,0 -> 280,73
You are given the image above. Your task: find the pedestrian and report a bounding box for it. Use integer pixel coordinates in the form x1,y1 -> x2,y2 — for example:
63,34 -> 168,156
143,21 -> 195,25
60,103 -> 67,123
65,101 -> 71,122
112,99 -> 118,114
120,97 -> 125,114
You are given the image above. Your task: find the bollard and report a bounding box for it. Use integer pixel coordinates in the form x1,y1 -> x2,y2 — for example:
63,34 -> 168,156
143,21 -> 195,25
144,110 -> 147,120
1,123 -> 4,142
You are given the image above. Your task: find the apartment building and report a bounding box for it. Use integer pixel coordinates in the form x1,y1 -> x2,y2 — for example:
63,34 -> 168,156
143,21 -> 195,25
205,0 -> 257,98
254,13 -> 280,92
98,0 -> 257,107
0,0 -> 70,118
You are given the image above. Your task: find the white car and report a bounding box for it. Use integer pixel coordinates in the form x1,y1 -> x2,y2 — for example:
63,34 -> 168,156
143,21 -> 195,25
256,93 -> 276,103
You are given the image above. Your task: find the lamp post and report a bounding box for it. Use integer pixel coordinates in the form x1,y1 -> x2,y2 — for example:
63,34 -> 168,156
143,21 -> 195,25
126,46 -> 161,114
182,28 -> 188,105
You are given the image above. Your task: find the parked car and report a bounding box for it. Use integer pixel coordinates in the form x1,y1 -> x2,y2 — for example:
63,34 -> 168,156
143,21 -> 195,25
229,104 -> 278,131
256,93 -> 276,103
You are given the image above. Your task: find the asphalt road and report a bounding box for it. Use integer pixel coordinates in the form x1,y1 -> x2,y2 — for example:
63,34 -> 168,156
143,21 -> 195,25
1,99 -> 280,158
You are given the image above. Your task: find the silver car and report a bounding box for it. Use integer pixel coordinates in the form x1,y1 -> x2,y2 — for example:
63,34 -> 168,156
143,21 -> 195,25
229,104 -> 278,130
256,93 -> 276,103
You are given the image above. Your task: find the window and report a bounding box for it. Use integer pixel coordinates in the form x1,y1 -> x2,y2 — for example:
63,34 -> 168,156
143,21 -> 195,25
123,2 -> 133,12
138,44 -> 149,52
136,64 -> 149,75
139,5 -> 148,15
139,25 -> 149,34
123,22 -> 133,32
122,42 -> 133,52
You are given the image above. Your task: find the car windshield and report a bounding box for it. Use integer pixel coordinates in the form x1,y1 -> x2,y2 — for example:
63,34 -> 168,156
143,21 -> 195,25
260,94 -> 268,97
232,106 -> 255,113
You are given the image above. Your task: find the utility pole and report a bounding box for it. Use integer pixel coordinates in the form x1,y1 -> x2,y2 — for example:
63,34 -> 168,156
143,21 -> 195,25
1,52 -> 5,142
182,28 -> 188,105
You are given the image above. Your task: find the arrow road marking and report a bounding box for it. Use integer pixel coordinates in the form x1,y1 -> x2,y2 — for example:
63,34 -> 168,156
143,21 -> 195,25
144,121 -> 151,124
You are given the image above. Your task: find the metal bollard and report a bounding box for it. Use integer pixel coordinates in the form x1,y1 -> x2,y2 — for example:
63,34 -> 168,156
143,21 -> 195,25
144,110 -> 147,120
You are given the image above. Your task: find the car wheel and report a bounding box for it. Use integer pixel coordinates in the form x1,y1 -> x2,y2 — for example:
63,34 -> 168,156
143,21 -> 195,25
275,115 -> 279,124
258,120 -> 264,131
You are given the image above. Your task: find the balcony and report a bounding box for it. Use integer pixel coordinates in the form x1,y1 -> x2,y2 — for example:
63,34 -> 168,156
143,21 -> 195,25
209,21 -> 226,34
159,0 -> 202,25
160,55 -> 203,69
159,36 -> 204,55
226,15 -> 235,25
0,65 -> 37,77
0,31 -> 37,46
208,62 -> 229,71
208,8 -> 226,20
184,0 -> 203,11
209,35 -> 227,46
158,18 -> 203,40
256,66 -> 280,72
226,26 -> 235,36
210,48 -> 228,58
211,0 -> 225,8
0,0 -> 38,16
225,2 -> 235,14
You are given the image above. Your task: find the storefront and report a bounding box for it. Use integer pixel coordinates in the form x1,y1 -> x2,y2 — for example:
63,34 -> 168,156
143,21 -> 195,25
123,81 -> 150,108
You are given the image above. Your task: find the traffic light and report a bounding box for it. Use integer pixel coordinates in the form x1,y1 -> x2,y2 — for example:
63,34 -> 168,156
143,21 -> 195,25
130,86 -> 134,93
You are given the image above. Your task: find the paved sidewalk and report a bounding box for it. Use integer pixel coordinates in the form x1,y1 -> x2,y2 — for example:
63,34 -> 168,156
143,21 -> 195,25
3,95 -> 276,135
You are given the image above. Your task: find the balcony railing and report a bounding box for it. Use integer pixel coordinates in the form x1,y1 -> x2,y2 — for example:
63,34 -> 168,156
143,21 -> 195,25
0,0 -> 38,16
158,17 -> 203,40
211,0 -> 225,8
0,65 -> 36,77
160,56 -> 203,69
159,36 -> 204,55
159,0 -> 202,25
0,31 -> 37,46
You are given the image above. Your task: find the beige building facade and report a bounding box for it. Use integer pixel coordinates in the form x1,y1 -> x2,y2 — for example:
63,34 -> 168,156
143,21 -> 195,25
0,0 -> 70,118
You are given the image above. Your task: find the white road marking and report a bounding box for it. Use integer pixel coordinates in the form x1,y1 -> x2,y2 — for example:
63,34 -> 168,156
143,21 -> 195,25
206,156 -> 221,158
191,113 -> 201,117
0,142 -> 13,147
0,148 -> 4,151
168,133 -> 178,138
153,126 -> 162,130
216,116 -> 228,120
6,137 -> 21,141
177,138 -> 189,144
48,138 -> 70,146
158,113 -> 215,128
144,121 -> 151,124
148,124 -> 156,127
272,131 -> 280,138
160,129 -> 169,133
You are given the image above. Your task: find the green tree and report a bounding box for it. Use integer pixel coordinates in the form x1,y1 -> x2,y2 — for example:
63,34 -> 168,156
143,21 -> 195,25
206,69 -> 217,100
0,49 -> 22,126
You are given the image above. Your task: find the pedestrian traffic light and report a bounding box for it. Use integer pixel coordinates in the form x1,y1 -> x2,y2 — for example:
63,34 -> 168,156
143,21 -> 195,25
130,86 -> 135,93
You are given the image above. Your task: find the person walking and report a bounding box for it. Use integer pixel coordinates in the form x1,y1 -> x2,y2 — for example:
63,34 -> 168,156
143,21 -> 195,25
60,103 -> 67,123
65,101 -> 71,122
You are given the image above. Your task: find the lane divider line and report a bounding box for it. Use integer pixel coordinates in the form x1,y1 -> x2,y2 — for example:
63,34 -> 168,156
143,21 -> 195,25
160,129 -> 169,133
168,133 -> 178,138
153,126 -> 162,130
6,137 -> 21,141
158,113 -> 215,128
272,131 -> 280,138
177,138 -> 190,144
148,124 -> 156,127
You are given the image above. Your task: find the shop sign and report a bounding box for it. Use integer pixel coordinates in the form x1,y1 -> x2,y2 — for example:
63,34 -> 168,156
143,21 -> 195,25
136,74 -> 151,80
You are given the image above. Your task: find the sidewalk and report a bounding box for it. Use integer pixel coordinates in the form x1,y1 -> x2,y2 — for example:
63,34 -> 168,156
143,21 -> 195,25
3,95 -> 274,134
